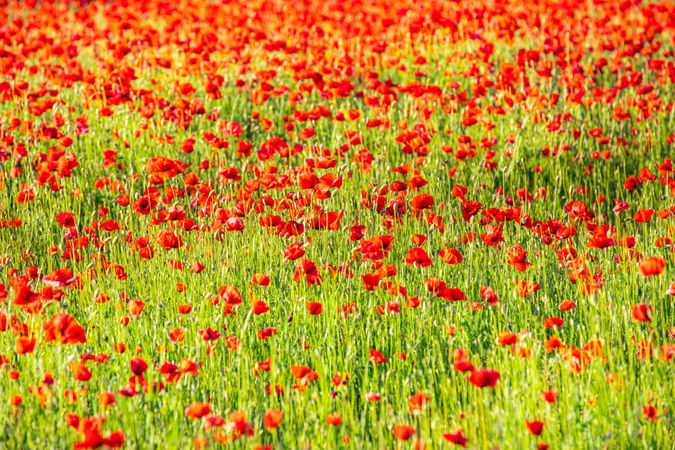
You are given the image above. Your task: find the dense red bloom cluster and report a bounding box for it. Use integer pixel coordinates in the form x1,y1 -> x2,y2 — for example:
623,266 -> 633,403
0,0 -> 673,448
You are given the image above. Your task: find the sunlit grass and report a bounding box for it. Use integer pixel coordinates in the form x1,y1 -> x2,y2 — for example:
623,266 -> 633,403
0,1 -> 673,449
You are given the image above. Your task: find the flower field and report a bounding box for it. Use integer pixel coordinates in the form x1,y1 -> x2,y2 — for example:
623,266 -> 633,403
0,0 -> 674,448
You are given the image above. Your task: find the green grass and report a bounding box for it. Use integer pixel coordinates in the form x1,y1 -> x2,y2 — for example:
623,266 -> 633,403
0,1 -> 674,449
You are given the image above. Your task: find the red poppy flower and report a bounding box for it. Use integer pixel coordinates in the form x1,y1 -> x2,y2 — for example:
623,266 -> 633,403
526,420 -> 545,436
639,257 -> 666,277
264,409 -> 283,430
408,391 -> 430,415
56,212 -> 76,227
252,300 -> 270,315
219,285 -> 243,305
497,331 -> 517,346
306,301 -> 322,315
44,313 -> 87,344
42,268 -> 80,288
326,413 -> 342,426
369,349 -> 388,365
468,368 -> 499,388
439,248 -> 463,265
558,300 -> 576,311
543,317 -> 564,329
405,247 -> 433,267
16,335 -> 36,354
392,424 -> 416,441
507,243 -> 531,272
480,286 -> 499,305
643,405 -> 658,421
542,389 -> 558,403
633,208 -> 654,223
252,273 -> 271,286
410,194 -> 434,210
632,304 -> 653,322
155,231 -> 183,250
185,402 -> 211,419
443,429 -> 468,447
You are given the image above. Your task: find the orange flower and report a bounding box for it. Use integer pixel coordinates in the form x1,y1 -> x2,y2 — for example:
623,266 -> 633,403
326,413 -> 342,426
408,391 -> 430,415
264,409 -> 283,430
632,304 -> 653,322
128,300 -> 145,318
185,402 -> 211,419
633,208 -> 654,223
219,285 -> 242,305
497,331 -> 517,346
251,273 -> 271,286
392,424 -> 416,441
252,300 -> 270,315
543,317 -> 564,329
169,328 -> 186,343
16,335 -> 36,354
43,313 -> 86,344
558,300 -> 576,311
639,257 -> 666,277
439,248 -> 463,265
